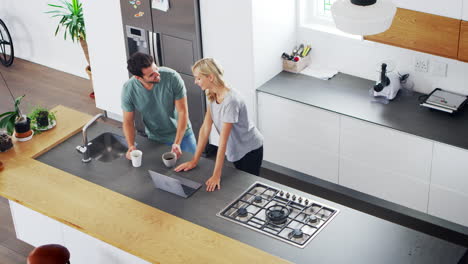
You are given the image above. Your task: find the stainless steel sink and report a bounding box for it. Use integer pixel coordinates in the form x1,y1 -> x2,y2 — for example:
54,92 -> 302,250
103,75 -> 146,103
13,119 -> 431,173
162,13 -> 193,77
87,133 -> 128,162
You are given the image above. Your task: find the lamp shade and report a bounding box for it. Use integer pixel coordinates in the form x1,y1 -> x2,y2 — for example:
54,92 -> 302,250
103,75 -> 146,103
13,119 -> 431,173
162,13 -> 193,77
331,0 -> 397,35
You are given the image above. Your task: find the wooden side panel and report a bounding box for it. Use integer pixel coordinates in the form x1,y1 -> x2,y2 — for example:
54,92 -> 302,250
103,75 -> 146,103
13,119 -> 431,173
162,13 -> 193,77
458,21 -> 468,62
364,8 -> 461,59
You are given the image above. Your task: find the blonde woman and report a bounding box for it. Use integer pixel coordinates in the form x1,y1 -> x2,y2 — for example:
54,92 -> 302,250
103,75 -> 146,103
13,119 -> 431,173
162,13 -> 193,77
175,58 -> 264,192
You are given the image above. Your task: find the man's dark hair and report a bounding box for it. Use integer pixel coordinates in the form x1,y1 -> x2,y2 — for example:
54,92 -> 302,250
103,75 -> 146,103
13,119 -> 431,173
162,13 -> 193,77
127,52 -> 154,77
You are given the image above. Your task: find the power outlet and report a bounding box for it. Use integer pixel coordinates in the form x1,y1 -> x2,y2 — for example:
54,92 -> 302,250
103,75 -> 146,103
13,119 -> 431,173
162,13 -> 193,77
415,57 -> 429,72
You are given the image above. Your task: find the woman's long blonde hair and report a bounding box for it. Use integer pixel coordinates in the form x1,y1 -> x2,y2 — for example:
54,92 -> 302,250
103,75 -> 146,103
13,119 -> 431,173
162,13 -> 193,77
192,58 -> 228,102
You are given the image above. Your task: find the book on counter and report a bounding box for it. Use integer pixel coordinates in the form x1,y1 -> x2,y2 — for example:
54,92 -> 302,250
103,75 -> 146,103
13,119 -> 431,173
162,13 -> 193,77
420,88 -> 468,113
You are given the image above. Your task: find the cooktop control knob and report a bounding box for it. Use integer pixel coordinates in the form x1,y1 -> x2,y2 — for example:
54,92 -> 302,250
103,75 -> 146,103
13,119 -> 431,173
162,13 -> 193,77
292,195 -> 296,201
304,199 -> 309,205
279,191 -> 284,196
298,197 -> 303,203
286,193 -> 290,199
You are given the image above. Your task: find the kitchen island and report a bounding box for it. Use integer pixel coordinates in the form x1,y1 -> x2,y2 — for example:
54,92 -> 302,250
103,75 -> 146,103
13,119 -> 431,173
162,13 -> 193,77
0,106 -> 466,263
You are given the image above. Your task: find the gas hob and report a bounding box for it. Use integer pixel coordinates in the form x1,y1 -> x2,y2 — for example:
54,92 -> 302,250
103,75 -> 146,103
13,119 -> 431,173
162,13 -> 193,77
217,182 -> 339,248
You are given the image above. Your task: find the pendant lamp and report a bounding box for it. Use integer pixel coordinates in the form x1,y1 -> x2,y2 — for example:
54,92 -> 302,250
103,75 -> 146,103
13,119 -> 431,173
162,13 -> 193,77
331,0 -> 397,35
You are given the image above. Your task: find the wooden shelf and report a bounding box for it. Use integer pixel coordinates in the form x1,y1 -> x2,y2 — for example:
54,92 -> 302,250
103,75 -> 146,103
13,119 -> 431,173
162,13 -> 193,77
459,21 -> 468,62
364,8 -> 461,59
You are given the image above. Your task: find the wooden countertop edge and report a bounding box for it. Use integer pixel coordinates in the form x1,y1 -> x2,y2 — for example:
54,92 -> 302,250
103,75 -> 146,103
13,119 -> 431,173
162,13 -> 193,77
0,106 -> 289,264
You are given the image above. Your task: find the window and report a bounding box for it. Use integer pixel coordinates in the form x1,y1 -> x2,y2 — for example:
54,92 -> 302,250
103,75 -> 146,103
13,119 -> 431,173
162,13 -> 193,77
300,0 -> 336,27
315,0 -> 336,20
299,0 -> 362,40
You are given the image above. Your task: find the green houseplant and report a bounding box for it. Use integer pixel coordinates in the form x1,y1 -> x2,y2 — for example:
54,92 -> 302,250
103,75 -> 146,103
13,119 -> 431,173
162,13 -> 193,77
46,0 -> 91,79
28,107 -> 57,134
0,95 -> 25,135
0,95 -> 33,141
0,129 -> 13,152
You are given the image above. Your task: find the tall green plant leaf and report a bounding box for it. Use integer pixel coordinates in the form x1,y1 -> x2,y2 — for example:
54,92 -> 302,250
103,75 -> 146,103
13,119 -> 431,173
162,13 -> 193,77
0,111 -> 15,119
0,112 -> 16,136
6,115 -> 16,135
46,0 -> 85,42
0,113 -> 14,128
14,95 -> 25,117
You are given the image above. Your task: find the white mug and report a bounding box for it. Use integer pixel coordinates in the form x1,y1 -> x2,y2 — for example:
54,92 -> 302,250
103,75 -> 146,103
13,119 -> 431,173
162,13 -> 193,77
130,150 -> 143,167
162,152 -> 177,168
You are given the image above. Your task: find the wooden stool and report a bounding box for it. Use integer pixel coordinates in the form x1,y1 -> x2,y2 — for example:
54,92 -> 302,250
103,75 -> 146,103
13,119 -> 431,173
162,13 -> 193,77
27,244 -> 70,264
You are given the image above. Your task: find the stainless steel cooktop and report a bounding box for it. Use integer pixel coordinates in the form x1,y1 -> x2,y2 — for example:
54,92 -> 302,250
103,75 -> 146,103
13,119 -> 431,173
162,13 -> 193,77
217,182 -> 339,248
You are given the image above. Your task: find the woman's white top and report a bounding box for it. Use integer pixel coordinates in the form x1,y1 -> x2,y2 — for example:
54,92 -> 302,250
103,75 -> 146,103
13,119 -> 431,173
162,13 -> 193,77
208,89 -> 263,162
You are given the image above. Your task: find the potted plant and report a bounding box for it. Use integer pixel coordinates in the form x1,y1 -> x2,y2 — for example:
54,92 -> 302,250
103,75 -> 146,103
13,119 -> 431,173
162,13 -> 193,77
28,107 -> 57,133
0,95 -> 33,141
46,0 -> 94,97
0,129 -> 13,152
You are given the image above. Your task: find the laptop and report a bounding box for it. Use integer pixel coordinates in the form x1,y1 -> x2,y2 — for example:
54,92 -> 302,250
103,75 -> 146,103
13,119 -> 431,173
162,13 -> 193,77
148,170 -> 202,198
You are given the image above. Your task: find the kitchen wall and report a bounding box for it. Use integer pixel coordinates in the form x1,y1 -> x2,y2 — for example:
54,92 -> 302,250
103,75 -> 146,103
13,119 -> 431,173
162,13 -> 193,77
297,1 -> 468,96
81,0 -> 127,116
200,0 -> 255,118
200,0 -> 295,145
252,0 -> 297,90
0,0 -> 88,78
201,0 -> 296,120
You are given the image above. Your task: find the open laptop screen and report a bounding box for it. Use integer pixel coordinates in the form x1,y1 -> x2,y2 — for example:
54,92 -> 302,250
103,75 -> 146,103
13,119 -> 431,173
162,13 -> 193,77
148,170 -> 202,198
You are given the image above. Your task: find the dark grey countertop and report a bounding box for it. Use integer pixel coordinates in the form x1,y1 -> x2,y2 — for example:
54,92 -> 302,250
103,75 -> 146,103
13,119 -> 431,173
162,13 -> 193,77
36,123 -> 466,264
257,71 -> 468,150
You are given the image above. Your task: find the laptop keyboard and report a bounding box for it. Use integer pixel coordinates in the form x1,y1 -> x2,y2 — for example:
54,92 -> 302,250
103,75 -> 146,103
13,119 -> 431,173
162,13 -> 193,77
182,185 -> 197,195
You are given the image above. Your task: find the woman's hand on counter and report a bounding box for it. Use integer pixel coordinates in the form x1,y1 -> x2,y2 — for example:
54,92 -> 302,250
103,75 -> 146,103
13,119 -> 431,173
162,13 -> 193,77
125,145 -> 137,160
174,160 -> 198,172
205,175 -> 221,192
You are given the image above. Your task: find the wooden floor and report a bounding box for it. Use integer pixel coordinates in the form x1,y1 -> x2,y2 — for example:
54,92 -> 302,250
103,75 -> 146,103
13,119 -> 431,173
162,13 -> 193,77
0,58 -> 99,115
0,58 -> 101,263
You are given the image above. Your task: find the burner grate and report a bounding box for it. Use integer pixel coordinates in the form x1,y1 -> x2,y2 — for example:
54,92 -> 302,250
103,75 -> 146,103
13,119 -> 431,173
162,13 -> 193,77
217,182 -> 339,248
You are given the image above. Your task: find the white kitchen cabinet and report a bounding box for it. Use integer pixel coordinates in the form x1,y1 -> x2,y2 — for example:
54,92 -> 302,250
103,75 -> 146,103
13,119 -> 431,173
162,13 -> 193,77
258,92 -> 340,183
9,200 -> 149,263
63,224 -> 150,264
82,0 -> 128,116
63,224 -> 119,264
428,185 -> 468,227
9,201 -> 64,247
339,158 -> 431,212
339,116 -> 433,212
428,143 -> 468,226
392,0 -> 462,19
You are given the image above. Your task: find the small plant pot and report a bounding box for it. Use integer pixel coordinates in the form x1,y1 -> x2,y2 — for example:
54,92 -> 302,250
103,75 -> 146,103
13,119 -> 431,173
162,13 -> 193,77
14,116 -> 33,141
0,130 -> 13,152
15,130 -> 33,138
15,116 -> 31,133
36,111 -> 49,127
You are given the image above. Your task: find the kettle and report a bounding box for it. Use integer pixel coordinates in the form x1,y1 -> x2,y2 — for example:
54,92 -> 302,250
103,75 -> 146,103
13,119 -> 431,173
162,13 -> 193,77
373,63 -> 400,100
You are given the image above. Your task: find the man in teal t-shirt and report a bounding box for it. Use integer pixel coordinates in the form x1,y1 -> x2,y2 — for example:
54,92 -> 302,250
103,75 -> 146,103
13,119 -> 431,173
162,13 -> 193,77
121,52 -> 196,159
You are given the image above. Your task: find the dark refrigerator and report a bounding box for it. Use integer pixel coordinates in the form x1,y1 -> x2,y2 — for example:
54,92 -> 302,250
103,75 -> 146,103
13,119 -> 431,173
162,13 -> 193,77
120,0 -> 205,138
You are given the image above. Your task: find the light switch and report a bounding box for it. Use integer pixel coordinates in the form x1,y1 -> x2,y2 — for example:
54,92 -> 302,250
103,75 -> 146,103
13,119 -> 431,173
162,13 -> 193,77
431,60 -> 448,77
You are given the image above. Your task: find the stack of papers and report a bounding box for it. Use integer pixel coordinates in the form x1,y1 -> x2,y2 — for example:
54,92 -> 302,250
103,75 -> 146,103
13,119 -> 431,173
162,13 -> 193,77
300,65 -> 338,80
421,88 -> 468,113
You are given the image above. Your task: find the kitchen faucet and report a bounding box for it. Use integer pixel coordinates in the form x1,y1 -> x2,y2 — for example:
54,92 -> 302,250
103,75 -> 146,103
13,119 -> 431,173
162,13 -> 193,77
76,113 -> 106,162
